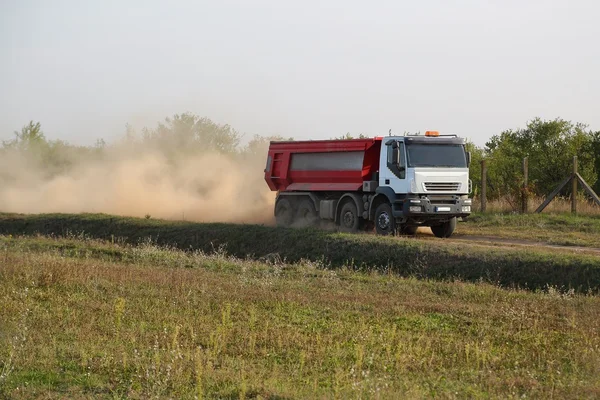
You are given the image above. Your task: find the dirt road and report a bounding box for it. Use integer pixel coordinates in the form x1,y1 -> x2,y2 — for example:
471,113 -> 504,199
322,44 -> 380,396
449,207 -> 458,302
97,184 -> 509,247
413,229 -> 600,255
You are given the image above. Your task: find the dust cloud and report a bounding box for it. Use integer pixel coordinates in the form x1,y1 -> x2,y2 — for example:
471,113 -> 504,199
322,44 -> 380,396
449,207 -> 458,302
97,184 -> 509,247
0,134 -> 276,225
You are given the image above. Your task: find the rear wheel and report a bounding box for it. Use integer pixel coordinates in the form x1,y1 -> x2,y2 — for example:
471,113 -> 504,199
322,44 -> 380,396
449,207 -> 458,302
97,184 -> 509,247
430,217 -> 457,238
295,199 -> 318,227
375,203 -> 395,236
275,198 -> 294,227
339,201 -> 360,232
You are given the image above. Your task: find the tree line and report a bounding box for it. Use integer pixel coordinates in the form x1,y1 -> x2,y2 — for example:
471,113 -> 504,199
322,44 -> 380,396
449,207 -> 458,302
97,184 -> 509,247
467,118 -> 600,208
3,114 -> 599,210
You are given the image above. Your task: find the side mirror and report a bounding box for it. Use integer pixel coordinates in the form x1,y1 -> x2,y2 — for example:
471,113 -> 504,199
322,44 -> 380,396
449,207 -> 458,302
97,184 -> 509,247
466,151 -> 471,167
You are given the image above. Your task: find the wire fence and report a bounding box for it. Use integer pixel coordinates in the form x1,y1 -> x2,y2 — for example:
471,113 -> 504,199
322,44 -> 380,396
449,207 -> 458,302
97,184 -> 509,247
479,156 -> 600,214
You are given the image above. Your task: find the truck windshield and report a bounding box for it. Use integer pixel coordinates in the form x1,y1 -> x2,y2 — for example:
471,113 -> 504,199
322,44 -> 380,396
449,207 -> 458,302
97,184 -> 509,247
406,144 -> 467,168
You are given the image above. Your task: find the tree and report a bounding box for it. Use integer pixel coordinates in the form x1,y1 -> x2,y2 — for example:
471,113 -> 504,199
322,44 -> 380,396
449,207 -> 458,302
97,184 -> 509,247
1,121 -> 102,177
591,131 -> 600,193
3,121 -> 46,151
484,118 -> 597,206
243,134 -> 293,157
465,140 -> 485,197
146,113 -> 242,156
332,133 -> 369,140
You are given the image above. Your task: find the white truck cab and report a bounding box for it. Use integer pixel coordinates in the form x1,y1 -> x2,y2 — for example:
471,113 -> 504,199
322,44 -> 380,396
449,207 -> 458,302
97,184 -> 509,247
371,131 -> 472,237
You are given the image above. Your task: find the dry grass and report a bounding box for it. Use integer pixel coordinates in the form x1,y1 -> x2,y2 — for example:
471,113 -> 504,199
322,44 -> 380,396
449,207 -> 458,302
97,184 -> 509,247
455,212 -> 600,249
472,195 -> 600,215
1,235 -> 600,399
2,214 -> 600,291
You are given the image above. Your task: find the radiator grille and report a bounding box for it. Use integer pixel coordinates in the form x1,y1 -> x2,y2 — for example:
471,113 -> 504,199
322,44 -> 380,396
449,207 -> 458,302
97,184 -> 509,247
424,182 -> 461,192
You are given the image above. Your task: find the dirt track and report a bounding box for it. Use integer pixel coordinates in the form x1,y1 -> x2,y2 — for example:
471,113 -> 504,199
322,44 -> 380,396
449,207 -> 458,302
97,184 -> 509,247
436,232 -> 600,255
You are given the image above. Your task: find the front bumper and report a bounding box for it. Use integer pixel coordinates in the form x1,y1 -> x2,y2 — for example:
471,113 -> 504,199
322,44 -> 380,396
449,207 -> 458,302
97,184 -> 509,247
401,196 -> 472,220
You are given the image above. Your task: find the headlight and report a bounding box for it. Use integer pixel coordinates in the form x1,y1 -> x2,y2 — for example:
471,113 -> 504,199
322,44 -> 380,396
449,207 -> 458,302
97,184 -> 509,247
461,206 -> 471,213
409,206 -> 422,213
409,199 -> 421,204
463,199 -> 472,205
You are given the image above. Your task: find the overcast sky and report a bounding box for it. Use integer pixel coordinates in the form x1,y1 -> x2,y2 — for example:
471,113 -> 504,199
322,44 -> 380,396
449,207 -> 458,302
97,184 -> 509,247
1,0 -> 598,147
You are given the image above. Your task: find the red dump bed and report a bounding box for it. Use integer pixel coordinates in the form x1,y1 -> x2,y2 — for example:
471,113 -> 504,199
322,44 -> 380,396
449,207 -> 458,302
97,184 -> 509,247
264,138 -> 383,192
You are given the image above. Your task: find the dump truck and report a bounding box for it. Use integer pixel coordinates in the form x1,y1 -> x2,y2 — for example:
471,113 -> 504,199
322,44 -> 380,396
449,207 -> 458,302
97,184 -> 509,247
264,131 -> 472,238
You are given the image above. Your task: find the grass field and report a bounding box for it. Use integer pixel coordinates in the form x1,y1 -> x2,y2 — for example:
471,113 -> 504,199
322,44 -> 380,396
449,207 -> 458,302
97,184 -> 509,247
455,213 -> 600,248
1,212 -> 600,292
1,234 -> 600,399
1,212 -> 600,398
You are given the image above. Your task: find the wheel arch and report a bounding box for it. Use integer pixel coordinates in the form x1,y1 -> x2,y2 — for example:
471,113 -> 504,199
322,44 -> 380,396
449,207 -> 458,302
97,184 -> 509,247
368,187 -> 396,220
334,193 -> 363,224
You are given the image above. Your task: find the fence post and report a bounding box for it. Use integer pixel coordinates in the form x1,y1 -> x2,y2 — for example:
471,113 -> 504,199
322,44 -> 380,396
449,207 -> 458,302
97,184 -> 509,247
572,156 -> 578,214
481,159 -> 487,212
522,157 -> 528,214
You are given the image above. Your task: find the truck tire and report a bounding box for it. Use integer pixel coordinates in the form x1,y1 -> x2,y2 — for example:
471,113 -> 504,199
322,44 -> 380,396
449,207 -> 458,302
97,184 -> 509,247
431,217 -> 457,238
399,225 -> 418,235
375,203 -> 395,235
296,199 -> 318,227
275,198 -> 294,227
339,201 -> 360,232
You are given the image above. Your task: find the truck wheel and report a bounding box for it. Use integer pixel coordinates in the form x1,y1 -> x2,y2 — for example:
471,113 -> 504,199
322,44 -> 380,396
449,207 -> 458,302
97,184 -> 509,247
296,199 -> 318,227
339,201 -> 360,232
399,225 -> 418,235
375,203 -> 395,235
431,217 -> 457,238
275,198 -> 294,227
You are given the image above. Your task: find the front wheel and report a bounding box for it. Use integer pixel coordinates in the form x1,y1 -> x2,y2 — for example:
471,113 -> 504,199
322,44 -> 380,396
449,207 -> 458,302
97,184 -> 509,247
430,217 -> 457,238
375,203 -> 395,235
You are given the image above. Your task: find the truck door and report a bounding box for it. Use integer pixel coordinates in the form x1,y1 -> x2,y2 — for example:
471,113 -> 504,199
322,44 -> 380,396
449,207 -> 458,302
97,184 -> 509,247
380,139 -> 409,194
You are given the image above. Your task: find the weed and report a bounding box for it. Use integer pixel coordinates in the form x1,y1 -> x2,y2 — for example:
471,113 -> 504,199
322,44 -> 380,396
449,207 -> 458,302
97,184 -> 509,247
1,213 -> 600,291
1,235 -> 599,398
